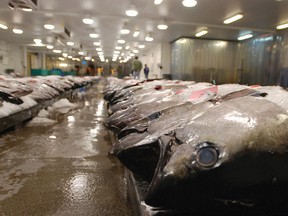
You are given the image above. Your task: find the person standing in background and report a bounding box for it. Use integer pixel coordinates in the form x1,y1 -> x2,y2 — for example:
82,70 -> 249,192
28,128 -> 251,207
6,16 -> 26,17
143,64 -> 149,79
132,56 -> 142,79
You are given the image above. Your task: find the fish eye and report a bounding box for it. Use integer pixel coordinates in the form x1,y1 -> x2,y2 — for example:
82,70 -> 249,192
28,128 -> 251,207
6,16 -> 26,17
196,147 -> 218,168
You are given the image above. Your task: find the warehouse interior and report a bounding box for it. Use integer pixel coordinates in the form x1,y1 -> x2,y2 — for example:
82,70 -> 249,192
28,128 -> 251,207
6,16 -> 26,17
1,0 -> 288,215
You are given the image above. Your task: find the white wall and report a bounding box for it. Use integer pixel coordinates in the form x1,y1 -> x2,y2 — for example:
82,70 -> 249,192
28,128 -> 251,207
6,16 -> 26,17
0,41 -> 24,75
161,43 -> 171,76
139,43 -> 171,79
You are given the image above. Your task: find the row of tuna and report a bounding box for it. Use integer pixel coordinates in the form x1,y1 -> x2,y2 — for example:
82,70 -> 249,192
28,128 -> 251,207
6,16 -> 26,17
0,75 -> 99,118
104,77 -> 288,213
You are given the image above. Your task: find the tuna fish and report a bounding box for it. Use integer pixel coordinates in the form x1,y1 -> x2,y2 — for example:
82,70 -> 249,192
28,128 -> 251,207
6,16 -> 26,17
105,84 -> 217,132
144,96 -> 288,209
111,88 -> 264,181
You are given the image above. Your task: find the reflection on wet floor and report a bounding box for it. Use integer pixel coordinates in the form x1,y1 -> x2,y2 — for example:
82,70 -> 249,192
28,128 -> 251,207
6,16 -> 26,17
0,80 -> 133,216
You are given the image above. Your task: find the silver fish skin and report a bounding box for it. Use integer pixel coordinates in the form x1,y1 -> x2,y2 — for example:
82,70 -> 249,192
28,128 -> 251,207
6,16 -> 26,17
146,96 -> 288,207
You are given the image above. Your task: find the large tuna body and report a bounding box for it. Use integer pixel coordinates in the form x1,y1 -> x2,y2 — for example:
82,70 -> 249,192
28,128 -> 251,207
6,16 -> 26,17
104,78 -> 288,212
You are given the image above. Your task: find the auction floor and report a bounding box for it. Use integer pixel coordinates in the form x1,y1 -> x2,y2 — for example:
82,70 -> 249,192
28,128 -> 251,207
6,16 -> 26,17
0,79 -> 133,216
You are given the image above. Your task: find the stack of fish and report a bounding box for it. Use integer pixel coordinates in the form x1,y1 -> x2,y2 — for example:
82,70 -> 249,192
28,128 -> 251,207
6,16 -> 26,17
0,75 -> 99,117
104,77 -> 288,213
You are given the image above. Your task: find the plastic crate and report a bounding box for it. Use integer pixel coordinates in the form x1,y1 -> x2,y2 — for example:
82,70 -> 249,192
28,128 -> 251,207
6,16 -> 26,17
31,69 -> 49,76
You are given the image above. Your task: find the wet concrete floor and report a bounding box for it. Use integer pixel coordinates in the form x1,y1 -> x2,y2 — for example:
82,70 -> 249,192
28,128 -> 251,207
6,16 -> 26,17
0,80 -> 133,216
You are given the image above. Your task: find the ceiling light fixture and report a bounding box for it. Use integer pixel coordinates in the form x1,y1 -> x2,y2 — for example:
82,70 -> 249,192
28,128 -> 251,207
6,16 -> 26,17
138,44 -> 145,49
0,22 -> 8,30
96,48 -> 102,51
13,28 -> 23,34
67,41 -> 74,46
53,49 -> 62,53
44,24 -> 55,30
47,45 -> 54,49
89,33 -> 99,38
154,0 -> 163,5
238,34 -> 253,41
121,28 -> 130,34
157,20 -> 168,30
182,0 -> 197,7
93,42 -> 101,46
121,24 -> 130,34
118,39 -> 126,44
224,14 -> 243,24
34,39 -> 42,44
22,7 -> 32,12
277,23 -> 288,30
195,29 -> 208,37
62,53 -> 68,57
78,51 -> 84,55
115,46 -> 123,50
133,30 -> 140,37
125,45 -> 130,50
82,18 -> 94,25
145,33 -> 154,42
125,5 -> 138,17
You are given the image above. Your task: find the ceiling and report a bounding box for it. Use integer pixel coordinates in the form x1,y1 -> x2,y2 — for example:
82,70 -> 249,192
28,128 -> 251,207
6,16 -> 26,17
0,0 -> 287,62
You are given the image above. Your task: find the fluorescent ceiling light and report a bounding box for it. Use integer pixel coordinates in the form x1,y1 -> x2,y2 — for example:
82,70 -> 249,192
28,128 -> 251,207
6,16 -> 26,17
115,46 -> 122,50
133,30 -> 140,37
82,18 -> 94,25
53,49 -> 62,53
96,47 -> 102,51
62,53 -> 68,57
121,29 -> 130,34
13,28 -> 23,34
133,49 -> 139,53
89,33 -> 99,38
182,0 -> 197,7
58,57 -> 65,61
277,23 -> 288,30
118,39 -> 125,44
145,34 -> 154,42
114,51 -> 120,54
224,14 -> 243,24
22,7 -> 32,12
67,41 -> 74,46
121,27 -> 130,34
125,5 -> 138,17
93,42 -> 101,46
157,22 -> 168,30
195,29 -> 208,37
138,44 -> 145,49
34,39 -> 42,44
125,45 -> 130,50
0,22 -> 8,29
44,24 -> 55,30
68,55 -> 73,59
154,0 -> 163,5
47,45 -> 54,49
238,34 -> 253,41
78,51 -> 84,55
